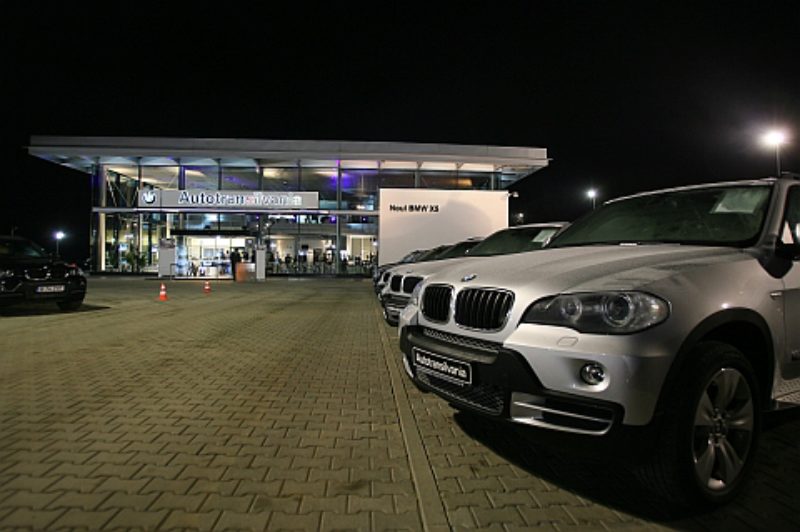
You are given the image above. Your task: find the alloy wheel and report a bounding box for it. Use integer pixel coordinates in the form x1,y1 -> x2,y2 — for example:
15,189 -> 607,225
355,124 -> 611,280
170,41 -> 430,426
692,367 -> 754,491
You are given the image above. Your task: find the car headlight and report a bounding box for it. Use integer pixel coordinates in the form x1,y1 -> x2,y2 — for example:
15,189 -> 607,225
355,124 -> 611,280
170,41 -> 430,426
409,282 -> 424,307
0,269 -> 14,279
521,291 -> 669,334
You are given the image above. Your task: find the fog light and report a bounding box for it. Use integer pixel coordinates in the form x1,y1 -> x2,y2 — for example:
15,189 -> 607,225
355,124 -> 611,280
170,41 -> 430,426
580,363 -> 605,385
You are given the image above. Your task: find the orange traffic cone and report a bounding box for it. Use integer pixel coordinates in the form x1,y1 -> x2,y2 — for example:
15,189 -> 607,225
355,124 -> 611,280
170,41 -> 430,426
203,281 -> 211,294
158,283 -> 168,301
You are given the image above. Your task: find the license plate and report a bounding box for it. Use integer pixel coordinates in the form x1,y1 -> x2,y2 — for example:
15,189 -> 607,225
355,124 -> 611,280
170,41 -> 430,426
413,348 -> 472,386
36,285 -> 65,293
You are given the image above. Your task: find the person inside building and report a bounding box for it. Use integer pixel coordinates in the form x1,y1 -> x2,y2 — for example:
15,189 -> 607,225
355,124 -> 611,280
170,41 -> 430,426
230,248 -> 241,280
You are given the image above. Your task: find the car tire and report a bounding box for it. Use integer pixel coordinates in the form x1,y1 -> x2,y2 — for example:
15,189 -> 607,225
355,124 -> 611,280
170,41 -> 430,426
639,341 -> 760,508
57,298 -> 84,312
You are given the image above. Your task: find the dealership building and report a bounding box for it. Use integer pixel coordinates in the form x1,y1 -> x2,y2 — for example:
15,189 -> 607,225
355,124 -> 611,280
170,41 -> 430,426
29,137 -> 548,277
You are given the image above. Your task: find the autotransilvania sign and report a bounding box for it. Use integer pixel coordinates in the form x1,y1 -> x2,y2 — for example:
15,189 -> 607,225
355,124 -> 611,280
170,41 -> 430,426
139,190 -> 319,210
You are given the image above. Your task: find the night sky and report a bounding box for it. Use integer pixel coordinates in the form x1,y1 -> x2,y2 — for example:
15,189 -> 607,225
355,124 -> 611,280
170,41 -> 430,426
6,2 -> 800,261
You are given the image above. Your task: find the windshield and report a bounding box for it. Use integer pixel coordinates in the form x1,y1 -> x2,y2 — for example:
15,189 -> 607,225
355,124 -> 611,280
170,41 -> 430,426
415,246 -> 449,262
434,240 -> 482,260
0,238 -> 49,259
468,226 -> 561,256
549,185 -> 772,248
399,250 -> 423,263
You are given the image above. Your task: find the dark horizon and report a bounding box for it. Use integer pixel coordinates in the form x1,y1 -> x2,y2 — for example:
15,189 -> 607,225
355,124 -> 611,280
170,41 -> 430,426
6,2 -> 800,260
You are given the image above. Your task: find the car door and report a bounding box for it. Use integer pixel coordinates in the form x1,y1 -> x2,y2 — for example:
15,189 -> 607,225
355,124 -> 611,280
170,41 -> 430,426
777,185 -> 800,384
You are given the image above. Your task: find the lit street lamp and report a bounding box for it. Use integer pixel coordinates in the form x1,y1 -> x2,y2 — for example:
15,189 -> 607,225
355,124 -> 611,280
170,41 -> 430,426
762,130 -> 787,177
587,188 -> 598,209
55,231 -> 65,257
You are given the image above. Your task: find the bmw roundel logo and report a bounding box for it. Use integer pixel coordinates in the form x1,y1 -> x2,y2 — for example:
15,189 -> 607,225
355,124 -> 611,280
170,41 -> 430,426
141,189 -> 157,204
462,273 -> 477,282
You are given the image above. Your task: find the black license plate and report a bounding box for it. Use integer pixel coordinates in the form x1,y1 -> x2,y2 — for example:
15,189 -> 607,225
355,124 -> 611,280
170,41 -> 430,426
413,348 -> 472,386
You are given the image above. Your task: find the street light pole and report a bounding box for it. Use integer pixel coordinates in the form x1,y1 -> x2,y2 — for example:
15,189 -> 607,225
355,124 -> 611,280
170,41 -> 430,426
763,130 -> 787,177
587,189 -> 598,210
55,231 -> 65,257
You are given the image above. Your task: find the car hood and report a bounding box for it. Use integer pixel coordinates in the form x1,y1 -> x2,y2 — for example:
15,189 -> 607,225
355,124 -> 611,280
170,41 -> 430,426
426,244 -> 752,295
0,256 -> 60,269
388,256 -> 486,277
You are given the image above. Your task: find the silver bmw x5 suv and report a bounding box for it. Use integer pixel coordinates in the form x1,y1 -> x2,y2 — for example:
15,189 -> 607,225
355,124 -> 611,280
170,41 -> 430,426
399,177 -> 800,506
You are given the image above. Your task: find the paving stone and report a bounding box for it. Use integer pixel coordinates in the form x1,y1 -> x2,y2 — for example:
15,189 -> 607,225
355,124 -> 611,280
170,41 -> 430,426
281,480 -> 327,498
47,491 -> 110,511
473,506 -> 527,527
447,506 -> 478,528
298,495 -> 348,514
135,464 -> 186,480
268,510 -> 321,530
327,480 -> 371,497
50,508 -> 117,529
518,505 -> 578,527
234,480 -> 283,497
2,475 -> 60,492
95,477 -> 149,494
45,451 -> 96,464
141,478 -> 195,495
0,507 -> 64,528
200,494 -> 252,513
91,463 -> 144,479
372,509 -> 425,531
2,461 -> 58,476
348,494 -> 395,513
189,480 -> 240,496
179,465 -> 227,481
221,466 -> 267,481
443,491 -> 492,510
0,490 -> 62,510
487,490 -> 537,508
320,511 -> 371,531
6,450 -> 56,463
98,492 -> 159,511
104,508 -> 169,529
372,479 -> 415,496
150,492 -> 207,512
250,495 -> 301,513
160,509 -> 221,530
214,510 -> 271,531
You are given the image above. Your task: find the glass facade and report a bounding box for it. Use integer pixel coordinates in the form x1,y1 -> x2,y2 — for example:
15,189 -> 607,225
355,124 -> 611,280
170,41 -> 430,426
30,137 -> 547,277
89,160 -> 519,276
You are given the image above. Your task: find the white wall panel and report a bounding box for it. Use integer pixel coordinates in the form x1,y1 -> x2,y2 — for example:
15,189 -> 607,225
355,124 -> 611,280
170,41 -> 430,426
378,189 -> 508,265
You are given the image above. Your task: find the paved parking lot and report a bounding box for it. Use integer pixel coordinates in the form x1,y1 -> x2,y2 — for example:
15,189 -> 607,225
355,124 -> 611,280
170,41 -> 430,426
1,278 -> 799,531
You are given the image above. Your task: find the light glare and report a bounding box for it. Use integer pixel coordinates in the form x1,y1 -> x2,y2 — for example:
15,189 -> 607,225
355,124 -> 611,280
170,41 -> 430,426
763,130 -> 787,147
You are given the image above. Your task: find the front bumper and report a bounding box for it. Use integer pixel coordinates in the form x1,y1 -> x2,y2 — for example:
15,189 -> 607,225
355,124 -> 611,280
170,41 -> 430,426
401,325 -> 624,435
0,276 -> 87,305
383,294 -> 410,323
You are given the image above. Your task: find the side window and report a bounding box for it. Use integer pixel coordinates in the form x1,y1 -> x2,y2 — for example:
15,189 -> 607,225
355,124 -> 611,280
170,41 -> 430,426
782,187 -> 800,245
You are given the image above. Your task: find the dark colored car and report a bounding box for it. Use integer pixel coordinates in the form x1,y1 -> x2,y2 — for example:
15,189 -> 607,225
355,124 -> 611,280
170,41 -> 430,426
0,236 -> 87,311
